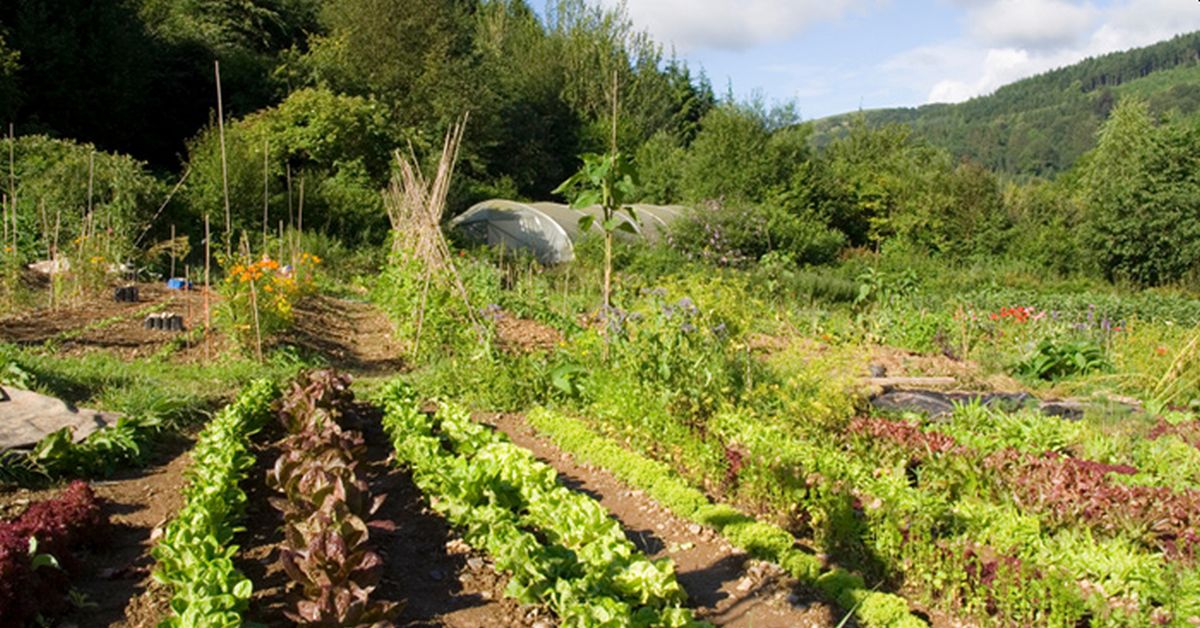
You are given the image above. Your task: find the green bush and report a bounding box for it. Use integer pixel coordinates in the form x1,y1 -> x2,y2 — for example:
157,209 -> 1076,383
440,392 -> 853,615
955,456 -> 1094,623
2,134 -> 165,266
668,201 -> 844,267
184,87 -> 396,248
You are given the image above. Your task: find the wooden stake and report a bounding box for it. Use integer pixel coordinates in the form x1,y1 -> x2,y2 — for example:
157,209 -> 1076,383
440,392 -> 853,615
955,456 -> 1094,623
262,139 -> 269,253
204,213 -> 211,363
185,264 -> 192,352
133,166 -> 190,249
286,161 -> 293,233
170,224 -> 176,278
278,219 -> 284,263
87,150 -> 94,223
294,176 -> 304,273
249,266 -> 263,363
215,61 -> 232,259
50,203 -> 60,308
7,124 -> 15,258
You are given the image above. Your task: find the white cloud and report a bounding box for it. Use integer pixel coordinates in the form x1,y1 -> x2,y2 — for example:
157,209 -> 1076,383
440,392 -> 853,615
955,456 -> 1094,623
597,0 -> 881,52
885,0 -> 1200,105
967,0 -> 1097,50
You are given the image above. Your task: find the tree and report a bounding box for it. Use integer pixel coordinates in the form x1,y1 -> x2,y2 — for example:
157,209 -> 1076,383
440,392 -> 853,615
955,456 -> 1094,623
1082,97 -> 1200,285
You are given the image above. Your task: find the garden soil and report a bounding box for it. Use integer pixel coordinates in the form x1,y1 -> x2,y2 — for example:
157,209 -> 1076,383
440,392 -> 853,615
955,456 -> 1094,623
286,294 -> 407,374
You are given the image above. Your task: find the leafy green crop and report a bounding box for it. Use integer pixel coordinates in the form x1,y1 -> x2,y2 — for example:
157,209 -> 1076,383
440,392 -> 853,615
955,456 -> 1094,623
151,379 -> 278,627
526,407 -> 927,628
377,380 -> 699,627
1016,338 -> 1111,380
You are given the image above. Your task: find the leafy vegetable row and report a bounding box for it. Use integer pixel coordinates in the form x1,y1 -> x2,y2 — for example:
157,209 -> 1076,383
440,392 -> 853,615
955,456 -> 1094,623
151,379 -> 277,627
267,370 -> 397,624
0,480 -> 106,624
377,380 -> 700,627
525,407 -> 926,628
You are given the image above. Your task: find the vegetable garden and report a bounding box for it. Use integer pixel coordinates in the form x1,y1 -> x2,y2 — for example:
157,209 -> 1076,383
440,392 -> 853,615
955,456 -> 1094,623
2,226 -> 1196,627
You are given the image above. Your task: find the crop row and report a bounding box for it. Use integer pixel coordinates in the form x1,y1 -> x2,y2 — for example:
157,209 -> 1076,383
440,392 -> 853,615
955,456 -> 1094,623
150,379 -> 277,627
267,370 -> 396,624
847,415 -> 1200,625
0,480 -> 106,624
377,380 -> 699,627
525,407 -> 926,628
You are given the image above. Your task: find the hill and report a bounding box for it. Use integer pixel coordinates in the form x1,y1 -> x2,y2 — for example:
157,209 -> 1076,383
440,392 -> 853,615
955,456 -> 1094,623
810,31 -> 1200,176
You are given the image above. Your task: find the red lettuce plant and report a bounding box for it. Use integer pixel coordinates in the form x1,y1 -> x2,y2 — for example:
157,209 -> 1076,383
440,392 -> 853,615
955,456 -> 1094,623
986,449 -> 1200,561
268,369 -> 398,625
0,480 -> 106,622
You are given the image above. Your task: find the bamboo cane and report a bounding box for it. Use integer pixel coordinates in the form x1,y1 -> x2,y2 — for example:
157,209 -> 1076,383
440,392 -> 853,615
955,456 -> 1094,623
215,60 -> 232,259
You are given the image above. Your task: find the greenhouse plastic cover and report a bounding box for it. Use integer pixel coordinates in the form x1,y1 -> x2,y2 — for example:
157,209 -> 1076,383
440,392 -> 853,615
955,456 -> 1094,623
448,199 -> 684,264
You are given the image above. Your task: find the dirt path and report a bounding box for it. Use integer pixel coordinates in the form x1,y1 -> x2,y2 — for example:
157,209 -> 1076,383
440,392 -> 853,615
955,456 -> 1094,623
483,412 -> 842,627
287,294 -> 406,374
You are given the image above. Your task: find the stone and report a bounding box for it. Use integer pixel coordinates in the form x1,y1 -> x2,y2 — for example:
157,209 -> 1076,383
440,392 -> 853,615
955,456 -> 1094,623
870,390 -> 956,419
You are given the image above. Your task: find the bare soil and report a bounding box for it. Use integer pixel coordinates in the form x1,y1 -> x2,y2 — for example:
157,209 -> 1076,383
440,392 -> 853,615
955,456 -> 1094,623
0,282 -> 222,361
285,294 -> 407,374
483,412 -> 843,627
495,312 -> 562,354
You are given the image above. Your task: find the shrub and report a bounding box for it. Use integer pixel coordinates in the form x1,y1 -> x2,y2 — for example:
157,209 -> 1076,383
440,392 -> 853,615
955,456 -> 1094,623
668,201 -> 844,267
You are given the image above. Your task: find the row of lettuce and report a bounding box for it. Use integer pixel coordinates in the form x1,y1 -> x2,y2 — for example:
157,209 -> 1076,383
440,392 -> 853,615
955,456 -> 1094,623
145,372 -> 714,626
378,380 -> 701,626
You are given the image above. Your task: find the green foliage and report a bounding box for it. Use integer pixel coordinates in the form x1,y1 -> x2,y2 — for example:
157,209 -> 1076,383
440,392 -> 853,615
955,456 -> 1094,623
669,202 -> 845,267
679,102 -> 804,205
27,415 -> 161,478
810,31 -> 1200,177
1,135 -> 165,266
523,408 -> 924,627
184,87 -> 395,246
152,380 -> 279,627
1081,97 -> 1200,286
1016,338 -> 1111,380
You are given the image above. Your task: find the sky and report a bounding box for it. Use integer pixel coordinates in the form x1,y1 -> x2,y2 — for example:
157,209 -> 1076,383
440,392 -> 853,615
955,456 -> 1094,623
591,0 -> 1200,120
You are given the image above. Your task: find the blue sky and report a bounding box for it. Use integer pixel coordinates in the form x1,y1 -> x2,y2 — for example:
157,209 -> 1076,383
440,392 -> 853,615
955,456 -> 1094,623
592,0 -> 1200,119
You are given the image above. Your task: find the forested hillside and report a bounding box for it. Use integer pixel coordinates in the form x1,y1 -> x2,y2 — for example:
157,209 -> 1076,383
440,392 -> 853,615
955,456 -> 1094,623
811,31 -> 1200,176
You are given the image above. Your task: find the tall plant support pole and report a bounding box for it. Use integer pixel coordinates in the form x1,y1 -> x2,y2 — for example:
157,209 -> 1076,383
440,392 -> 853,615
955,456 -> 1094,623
215,61 -> 232,259
185,264 -> 191,351
603,69 -> 619,313
262,139 -> 269,253
204,213 -> 211,363
295,177 -> 304,275
170,224 -> 176,278
86,150 -> 95,262
286,162 -> 293,234
8,123 -> 16,259
133,166 -> 190,249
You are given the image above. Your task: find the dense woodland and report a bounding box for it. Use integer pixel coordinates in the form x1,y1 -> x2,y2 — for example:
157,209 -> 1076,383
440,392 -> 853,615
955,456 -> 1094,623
0,0 -> 1198,287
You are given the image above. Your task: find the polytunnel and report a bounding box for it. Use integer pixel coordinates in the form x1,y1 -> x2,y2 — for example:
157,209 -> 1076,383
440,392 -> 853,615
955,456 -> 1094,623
447,199 -> 685,264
